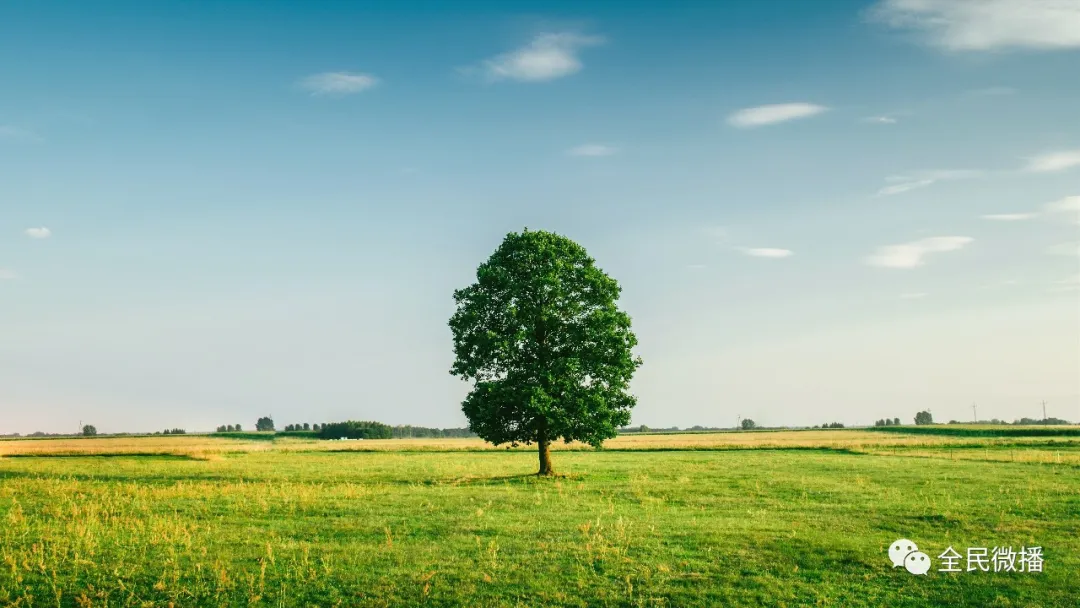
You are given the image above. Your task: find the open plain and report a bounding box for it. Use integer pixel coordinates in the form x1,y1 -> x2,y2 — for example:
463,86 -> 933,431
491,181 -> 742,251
1,428 -> 1078,607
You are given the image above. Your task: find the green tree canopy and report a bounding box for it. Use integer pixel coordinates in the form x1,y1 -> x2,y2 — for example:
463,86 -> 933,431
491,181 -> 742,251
449,229 -> 642,475
914,410 -> 933,425
255,417 -> 274,432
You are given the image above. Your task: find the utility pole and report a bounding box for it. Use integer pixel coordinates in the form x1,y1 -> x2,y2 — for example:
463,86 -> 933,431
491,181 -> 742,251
972,403 -> 977,423
737,415 -> 741,430
1042,400 -> 1047,421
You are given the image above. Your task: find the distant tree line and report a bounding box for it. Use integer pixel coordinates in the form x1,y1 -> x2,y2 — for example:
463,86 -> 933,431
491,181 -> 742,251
211,419 -> 476,439
158,428 -> 186,435
948,417 -> 1072,426
618,425 -> 692,433
388,425 -> 474,438
813,422 -> 845,429
874,418 -> 902,426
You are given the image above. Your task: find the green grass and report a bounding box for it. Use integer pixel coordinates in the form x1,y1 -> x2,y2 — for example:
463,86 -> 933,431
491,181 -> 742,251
0,439 -> 1077,607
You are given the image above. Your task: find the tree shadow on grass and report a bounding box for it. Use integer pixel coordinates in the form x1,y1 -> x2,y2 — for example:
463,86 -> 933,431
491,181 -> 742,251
404,472 -> 587,487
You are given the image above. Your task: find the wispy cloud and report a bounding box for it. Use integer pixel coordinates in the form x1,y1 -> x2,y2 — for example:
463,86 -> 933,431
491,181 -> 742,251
862,115 -> 898,124
900,292 -> 928,299
868,0 -> 1080,51
876,169 -> 983,196
469,33 -> 604,82
865,236 -> 973,269
0,269 -> 17,280
982,279 -> 1019,289
977,195 -> 1078,225
1025,150 -> 1080,173
1045,242 -> 1080,257
726,103 -> 828,128
299,72 -> 379,96
1051,274 -> 1080,292
24,227 -> 51,239
566,144 -> 617,157
0,125 -> 43,143
700,225 -> 729,241
980,213 -> 1037,221
738,247 -> 794,259
966,86 -> 1016,96
877,179 -> 935,196
1056,274 -> 1080,286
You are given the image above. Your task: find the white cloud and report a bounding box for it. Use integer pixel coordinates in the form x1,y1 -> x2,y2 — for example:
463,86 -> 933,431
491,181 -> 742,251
1042,195 -> 1080,224
868,0 -> 1080,51
1045,242 -> 1080,256
739,247 -> 794,259
1044,195 -> 1080,213
980,213 -> 1036,221
1025,150 -> 1080,173
863,116 -> 898,124
299,72 -> 379,96
876,169 -> 983,196
900,292 -> 928,299
24,227 -> 51,239
865,236 -> 973,269
474,33 -> 604,82
566,144 -> 617,157
0,269 -> 17,280
727,103 -> 827,128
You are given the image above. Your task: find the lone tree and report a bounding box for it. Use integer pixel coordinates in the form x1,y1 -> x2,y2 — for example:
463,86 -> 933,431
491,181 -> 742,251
449,229 -> 642,476
914,410 -> 933,425
81,424 -> 97,436
255,416 -> 274,432
740,418 -> 757,430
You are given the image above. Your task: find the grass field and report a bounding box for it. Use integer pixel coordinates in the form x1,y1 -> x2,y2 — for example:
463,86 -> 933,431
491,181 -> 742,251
1,429 -> 1078,607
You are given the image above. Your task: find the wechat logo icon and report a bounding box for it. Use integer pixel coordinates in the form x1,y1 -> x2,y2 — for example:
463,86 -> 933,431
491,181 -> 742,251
890,539 -> 931,575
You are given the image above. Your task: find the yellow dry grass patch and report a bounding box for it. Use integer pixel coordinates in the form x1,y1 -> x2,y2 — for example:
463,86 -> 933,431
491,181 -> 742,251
0,436 -> 272,459
4,430 -> 1077,458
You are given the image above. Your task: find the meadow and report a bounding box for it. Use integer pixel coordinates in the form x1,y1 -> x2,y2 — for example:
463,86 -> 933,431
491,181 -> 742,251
1,429 -> 1078,607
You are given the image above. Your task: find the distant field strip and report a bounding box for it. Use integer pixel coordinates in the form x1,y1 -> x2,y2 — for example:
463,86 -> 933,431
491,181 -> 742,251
3,428 -> 1079,459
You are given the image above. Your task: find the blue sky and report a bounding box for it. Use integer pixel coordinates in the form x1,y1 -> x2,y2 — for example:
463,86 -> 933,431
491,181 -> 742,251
1,0 -> 1078,433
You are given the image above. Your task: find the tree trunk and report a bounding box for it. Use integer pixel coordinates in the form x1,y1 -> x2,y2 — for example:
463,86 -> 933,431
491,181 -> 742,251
537,434 -> 554,476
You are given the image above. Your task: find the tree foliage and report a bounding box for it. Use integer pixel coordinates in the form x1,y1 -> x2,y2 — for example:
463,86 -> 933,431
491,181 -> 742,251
449,229 -> 642,474
255,417 -> 275,432
740,419 -> 757,430
914,410 -> 934,425
81,425 -> 97,436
